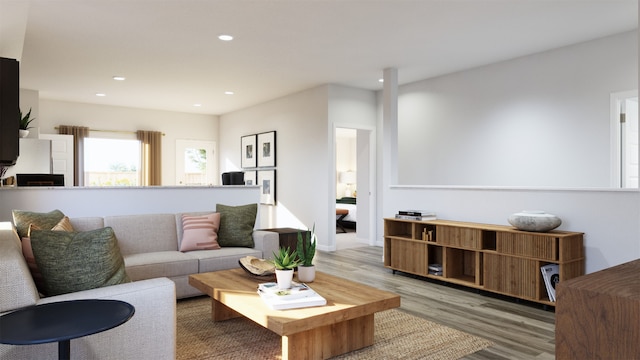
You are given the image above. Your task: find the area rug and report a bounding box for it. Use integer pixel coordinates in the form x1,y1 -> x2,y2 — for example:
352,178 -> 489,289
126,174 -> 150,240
177,297 -> 492,360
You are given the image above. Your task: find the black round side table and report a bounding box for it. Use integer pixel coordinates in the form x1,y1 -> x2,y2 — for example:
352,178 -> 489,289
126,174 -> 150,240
0,299 -> 135,360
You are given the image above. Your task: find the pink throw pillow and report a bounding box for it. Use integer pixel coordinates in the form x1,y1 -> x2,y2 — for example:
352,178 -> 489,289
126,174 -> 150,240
180,213 -> 221,251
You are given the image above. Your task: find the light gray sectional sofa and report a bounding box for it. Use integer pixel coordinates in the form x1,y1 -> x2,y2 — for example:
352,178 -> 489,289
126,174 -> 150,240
70,212 -> 279,299
0,211 -> 279,359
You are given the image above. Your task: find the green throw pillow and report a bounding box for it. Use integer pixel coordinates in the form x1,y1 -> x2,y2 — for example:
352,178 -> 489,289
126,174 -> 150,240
30,227 -> 131,296
216,203 -> 257,248
12,209 -> 65,239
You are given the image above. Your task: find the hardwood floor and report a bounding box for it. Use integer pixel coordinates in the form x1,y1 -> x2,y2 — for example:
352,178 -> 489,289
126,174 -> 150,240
315,246 -> 556,360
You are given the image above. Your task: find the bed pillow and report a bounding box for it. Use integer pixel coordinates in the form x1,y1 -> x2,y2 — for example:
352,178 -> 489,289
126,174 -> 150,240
30,227 -> 130,297
216,203 -> 257,248
180,213 -> 221,251
12,209 -> 66,239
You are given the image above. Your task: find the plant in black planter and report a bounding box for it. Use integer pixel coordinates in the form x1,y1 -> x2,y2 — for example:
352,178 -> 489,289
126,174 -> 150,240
296,224 -> 317,282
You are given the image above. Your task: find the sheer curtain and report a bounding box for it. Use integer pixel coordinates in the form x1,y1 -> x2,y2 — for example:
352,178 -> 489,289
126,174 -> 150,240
137,130 -> 162,186
57,125 -> 89,186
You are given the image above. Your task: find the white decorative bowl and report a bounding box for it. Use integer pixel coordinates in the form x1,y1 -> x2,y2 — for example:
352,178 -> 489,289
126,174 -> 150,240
508,210 -> 561,232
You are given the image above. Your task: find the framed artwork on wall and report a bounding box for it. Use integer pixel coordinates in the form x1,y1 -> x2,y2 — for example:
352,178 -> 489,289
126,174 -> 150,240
258,169 -> 276,205
241,135 -> 257,168
257,131 -> 276,167
244,170 -> 256,186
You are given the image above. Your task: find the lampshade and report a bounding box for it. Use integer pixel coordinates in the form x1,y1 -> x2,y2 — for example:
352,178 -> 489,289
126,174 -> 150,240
339,171 -> 356,185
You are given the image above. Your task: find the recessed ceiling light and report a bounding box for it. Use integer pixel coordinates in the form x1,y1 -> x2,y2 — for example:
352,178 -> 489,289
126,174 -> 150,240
96,93 -> 106,97
193,103 -> 202,107
378,78 -> 384,83
224,91 -> 234,95
218,34 -> 233,41
113,76 -> 126,81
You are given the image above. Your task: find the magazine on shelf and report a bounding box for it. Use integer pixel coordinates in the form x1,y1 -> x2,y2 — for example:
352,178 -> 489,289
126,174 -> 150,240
398,210 -> 437,217
258,282 -> 327,310
540,264 -> 560,302
395,214 -> 437,221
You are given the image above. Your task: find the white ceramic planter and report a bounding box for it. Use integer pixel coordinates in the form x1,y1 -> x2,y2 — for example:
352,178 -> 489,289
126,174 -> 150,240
508,210 -> 562,232
297,265 -> 316,283
19,129 -> 29,138
275,269 -> 294,289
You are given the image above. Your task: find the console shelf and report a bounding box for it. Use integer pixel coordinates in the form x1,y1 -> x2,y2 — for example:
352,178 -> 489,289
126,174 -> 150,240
383,218 -> 584,306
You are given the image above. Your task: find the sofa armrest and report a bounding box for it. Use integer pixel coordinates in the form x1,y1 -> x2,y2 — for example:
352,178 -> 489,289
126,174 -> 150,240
252,230 -> 280,260
2,278 -> 176,360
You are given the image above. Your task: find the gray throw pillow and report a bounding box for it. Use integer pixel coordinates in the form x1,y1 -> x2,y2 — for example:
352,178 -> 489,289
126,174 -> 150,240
12,209 -> 65,239
30,227 -> 131,296
216,203 -> 257,248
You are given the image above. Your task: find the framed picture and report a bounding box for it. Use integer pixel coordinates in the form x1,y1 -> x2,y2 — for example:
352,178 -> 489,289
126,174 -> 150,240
257,131 -> 276,167
258,170 -> 276,205
244,170 -> 256,186
241,135 -> 257,168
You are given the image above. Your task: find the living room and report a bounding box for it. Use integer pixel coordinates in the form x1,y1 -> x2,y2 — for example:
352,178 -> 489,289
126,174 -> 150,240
0,2 -> 639,358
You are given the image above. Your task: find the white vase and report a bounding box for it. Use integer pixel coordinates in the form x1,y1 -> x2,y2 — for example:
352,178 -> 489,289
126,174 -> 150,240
275,269 -> 294,289
297,265 -> 316,283
508,210 -> 562,232
19,129 -> 29,138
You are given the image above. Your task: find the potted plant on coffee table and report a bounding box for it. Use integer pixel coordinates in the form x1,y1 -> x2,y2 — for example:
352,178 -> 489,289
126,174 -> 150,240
270,247 -> 301,289
296,224 -> 317,283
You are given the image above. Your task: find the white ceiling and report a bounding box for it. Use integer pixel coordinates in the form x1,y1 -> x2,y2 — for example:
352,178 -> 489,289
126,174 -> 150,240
1,0 -> 637,116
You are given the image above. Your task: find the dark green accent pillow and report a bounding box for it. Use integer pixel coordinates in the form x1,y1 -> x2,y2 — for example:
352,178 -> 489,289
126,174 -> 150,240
216,203 -> 257,248
12,209 -> 65,239
30,227 -> 131,297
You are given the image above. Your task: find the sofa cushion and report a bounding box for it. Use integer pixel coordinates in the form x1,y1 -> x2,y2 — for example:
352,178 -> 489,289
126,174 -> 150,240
12,209 -> 65,239
216,203 -> 257,248
104,214 -> 178,255
187,247 -> 262,273
0,222 -> 40,313
124,251 -> 199,280
22,216 -> 75,293
30,227 -> 131,296
179,213 -> 221,251
69,217 -> 105,232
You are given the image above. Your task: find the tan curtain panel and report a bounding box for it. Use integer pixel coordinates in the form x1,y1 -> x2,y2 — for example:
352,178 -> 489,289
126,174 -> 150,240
137,130 -> 162,186
57,125 -> 89,186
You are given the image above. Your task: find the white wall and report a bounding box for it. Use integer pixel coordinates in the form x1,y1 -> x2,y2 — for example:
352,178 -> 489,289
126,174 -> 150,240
219,85 -> 331,245
35,99 -> 219,185
219,84 -> 377,251
0,186 -> 261,222
398,30 -> 638,187
378,32 -> 640,274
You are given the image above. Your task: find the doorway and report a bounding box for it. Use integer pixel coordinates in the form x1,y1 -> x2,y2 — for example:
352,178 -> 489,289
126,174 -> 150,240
334,126 -> 375,250
175,139 -> 217,185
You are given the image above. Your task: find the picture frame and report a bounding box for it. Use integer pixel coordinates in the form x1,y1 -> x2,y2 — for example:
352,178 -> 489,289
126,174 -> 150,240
241,135 -> 257,168
243,170 -> 256,186
257,170 -> 276,205
257,131 -> 276,167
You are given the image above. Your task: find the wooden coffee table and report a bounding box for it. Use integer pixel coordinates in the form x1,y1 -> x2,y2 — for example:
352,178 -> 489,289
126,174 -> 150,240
189,268 -> 400,360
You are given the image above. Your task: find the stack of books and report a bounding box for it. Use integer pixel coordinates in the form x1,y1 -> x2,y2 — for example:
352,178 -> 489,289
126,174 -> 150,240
395,210 -> 437,221
428,263 -> 443,276
258,281 -> 327,310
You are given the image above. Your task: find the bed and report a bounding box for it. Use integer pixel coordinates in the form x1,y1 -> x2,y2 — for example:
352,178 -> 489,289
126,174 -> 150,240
336,197 -> 357,232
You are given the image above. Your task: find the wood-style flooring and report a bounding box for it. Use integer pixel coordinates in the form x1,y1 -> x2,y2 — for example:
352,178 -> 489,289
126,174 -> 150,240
314,246 -> 556,360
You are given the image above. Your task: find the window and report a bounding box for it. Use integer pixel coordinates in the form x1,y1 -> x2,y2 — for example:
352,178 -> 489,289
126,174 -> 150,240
84,138 -> 141,186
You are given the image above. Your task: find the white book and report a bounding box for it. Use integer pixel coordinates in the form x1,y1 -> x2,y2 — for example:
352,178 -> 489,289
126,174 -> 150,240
540,264 -> 559,302
258,289 -> 327,310
258,281 -> 314,300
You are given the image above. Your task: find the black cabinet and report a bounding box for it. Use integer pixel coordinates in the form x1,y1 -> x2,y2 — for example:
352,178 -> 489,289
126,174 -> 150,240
0,57 -> 19,166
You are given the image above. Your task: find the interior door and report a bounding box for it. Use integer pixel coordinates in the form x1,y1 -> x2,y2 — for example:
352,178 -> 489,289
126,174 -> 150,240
175,140 -> 217,186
